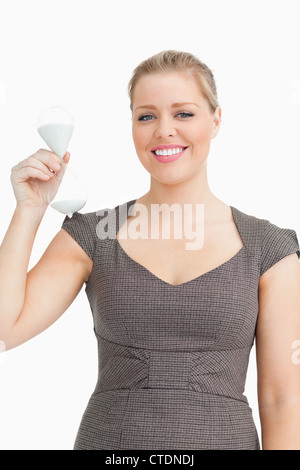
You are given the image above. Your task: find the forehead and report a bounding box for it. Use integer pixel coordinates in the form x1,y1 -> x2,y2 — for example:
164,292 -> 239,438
132,71 -> 206,108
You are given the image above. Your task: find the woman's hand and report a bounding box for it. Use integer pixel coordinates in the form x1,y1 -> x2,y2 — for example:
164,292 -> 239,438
10,149 -> 70,210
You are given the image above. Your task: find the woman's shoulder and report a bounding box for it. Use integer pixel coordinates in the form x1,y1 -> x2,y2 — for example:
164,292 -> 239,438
63,198 -> 137,240
231,205 -> 300,276
231,204 -> 298,235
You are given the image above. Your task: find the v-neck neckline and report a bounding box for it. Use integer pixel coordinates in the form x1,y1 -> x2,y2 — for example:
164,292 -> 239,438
114,199 -> 246,288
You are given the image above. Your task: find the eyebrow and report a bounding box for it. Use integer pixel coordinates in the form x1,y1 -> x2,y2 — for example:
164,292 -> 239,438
135,102 -> 200,111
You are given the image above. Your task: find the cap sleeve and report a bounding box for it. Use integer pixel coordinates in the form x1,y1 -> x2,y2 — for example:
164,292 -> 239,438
260,221 -> 300,276
61,211 -> 99,261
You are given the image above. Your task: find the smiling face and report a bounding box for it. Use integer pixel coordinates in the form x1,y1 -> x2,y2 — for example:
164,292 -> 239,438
131,71 -> 222,184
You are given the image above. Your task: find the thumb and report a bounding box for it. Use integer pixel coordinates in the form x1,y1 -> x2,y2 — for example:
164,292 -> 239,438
63,152 -> 71,164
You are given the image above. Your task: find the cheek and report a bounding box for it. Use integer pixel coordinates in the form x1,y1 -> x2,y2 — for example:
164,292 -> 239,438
189,123 -> 212,145
132,125 -> 148,150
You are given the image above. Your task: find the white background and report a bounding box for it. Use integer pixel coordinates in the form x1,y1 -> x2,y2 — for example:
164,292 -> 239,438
0,0 -> 300,450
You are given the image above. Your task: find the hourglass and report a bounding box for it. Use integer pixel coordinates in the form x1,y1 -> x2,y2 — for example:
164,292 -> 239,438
37,106 -> 87,218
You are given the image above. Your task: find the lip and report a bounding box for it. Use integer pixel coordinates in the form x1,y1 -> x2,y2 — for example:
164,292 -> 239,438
151,147 -> 188,163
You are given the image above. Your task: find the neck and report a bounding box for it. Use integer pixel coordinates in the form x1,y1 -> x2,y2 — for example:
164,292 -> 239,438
136,166 -> 227,224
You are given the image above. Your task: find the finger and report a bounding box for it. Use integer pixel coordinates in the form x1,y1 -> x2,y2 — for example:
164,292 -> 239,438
15,158 -> 57,179
36,148 -> 61,158
34,149 -> 63,169
24,154 -> 62,174
18,166 -> 52,181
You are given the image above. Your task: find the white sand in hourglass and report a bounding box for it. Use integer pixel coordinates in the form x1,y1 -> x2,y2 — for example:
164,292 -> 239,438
37,123 -> 74,158
50,199 -> 87,218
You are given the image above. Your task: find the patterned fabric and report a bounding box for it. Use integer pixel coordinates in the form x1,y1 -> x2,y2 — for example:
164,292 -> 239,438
61,199 -> 300,450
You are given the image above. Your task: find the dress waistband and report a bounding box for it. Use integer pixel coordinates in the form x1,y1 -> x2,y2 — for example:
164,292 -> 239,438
93,335 -> 250,404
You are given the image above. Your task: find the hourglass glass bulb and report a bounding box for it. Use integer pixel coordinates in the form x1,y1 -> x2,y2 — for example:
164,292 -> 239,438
48,164 -> 87,217
36,106 -> 87,217
37,106 -> 74,157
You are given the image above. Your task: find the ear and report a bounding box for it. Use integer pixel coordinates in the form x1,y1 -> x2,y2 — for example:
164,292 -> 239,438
211,106 -> 222,139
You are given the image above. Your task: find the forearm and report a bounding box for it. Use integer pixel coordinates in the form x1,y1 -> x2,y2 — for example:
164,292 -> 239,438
0,204 -> 47,335
260,402 -> 300,450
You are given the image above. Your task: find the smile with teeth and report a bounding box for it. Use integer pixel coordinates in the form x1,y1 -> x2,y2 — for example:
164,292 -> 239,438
153,147 -> 187,156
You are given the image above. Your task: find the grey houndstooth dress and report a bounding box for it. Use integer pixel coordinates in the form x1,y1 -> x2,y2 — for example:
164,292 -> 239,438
61,199 -> 300,450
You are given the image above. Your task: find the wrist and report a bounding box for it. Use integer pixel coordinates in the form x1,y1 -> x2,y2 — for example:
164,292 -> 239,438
14,202 -> 48,223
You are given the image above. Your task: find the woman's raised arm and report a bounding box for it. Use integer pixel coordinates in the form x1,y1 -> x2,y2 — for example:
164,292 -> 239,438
0,149 -> 92,351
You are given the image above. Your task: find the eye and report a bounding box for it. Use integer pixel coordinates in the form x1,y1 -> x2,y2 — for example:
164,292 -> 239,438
138,114 -> 154,121
177,112 -> 195,118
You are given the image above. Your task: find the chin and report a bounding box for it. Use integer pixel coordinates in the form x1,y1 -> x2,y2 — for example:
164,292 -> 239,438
152,170 -> 193,186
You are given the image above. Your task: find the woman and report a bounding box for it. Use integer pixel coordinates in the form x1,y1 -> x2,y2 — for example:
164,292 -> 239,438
1,50 -> 300,450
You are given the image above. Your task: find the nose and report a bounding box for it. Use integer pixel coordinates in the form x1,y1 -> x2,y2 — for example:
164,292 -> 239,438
154,116 -> 177,139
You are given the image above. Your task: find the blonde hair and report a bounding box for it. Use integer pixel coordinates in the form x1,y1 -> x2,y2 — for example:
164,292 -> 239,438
128,50 -> 219,114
